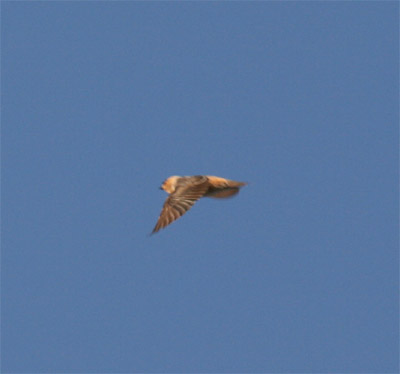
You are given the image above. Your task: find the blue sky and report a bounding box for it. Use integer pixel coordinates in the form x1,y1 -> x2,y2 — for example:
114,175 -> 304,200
2,2 -> 398,373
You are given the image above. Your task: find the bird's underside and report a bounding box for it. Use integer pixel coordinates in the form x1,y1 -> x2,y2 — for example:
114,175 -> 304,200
151,175 -> 246,234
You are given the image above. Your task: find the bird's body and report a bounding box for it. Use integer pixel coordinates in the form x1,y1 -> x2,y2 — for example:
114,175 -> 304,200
152,175 -> 246,234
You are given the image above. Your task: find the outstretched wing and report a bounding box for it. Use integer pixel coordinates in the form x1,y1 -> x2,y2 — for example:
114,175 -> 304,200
152,176 -> 209,234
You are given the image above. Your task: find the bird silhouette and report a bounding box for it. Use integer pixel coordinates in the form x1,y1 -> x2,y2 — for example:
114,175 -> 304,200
151,175 -> 247,234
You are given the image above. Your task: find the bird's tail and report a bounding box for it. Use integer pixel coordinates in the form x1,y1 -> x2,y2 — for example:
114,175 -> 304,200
206,187 -> 241,198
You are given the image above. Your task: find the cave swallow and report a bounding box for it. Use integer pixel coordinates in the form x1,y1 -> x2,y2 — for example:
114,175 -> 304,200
151,175 -> 247,234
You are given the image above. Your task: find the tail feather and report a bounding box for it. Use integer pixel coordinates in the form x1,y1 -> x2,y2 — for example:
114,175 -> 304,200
206,187 -> 240,198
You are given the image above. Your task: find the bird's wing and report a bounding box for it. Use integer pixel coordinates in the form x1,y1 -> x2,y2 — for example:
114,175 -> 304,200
152,176 -> 209,233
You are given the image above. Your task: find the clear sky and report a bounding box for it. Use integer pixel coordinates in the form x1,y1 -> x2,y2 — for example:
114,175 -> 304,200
2,2 -> 398,373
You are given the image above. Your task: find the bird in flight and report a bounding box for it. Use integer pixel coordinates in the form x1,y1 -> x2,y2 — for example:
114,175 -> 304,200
151,175 -> 247,234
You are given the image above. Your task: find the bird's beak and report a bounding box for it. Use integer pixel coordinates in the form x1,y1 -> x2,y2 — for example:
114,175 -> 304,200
159,186 -> 163,190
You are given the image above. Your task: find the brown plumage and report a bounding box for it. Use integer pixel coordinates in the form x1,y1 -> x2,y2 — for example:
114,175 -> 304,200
151,175 -> 247,234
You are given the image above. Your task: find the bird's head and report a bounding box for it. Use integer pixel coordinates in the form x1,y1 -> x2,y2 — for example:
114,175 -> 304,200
160,176 -> 181,194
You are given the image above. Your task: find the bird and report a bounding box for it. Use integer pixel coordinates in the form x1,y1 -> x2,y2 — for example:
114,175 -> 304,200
151,175 -> 247,234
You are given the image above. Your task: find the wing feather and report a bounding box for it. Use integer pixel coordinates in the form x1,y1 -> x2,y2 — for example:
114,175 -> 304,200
151,176 -> 209,233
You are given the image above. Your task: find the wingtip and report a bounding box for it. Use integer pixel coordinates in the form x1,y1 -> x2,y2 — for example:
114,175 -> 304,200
149,226 -> 160,236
